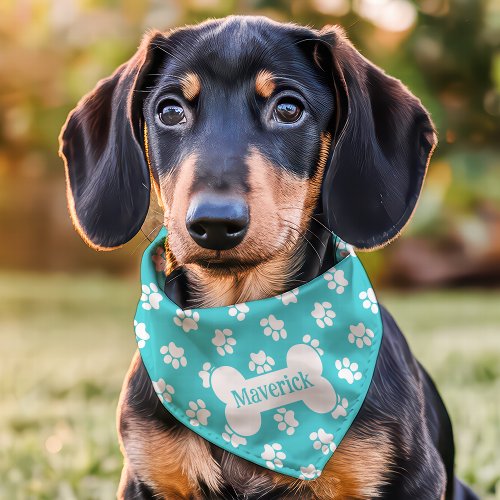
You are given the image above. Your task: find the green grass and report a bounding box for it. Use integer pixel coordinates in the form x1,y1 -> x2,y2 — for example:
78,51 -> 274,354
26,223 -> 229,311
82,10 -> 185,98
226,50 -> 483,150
0,273 -> 499,499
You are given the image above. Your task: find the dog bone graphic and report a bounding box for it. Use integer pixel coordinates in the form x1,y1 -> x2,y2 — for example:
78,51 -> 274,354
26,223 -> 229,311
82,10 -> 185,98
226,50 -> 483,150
211,344 -> 336,436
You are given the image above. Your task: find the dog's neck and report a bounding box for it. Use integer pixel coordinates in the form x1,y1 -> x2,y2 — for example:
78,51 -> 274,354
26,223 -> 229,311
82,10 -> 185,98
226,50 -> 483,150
164,219 -> 333,309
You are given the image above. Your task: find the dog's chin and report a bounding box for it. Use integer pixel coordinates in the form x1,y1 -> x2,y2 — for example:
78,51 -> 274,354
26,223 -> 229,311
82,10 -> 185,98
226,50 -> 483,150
189,257 -> 265,275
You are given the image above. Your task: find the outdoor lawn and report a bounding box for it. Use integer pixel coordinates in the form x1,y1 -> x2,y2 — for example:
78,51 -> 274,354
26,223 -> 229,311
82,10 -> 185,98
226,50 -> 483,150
1,272 -> 499,499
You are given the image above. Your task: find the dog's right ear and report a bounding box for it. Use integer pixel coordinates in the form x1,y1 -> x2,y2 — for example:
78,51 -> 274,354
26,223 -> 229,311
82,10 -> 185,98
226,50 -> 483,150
59,31 -> 167,250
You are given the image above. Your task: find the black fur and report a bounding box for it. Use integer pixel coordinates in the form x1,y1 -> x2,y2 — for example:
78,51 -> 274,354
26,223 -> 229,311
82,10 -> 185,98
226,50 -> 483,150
60,16 -> 433,251
60,15 -> 478,500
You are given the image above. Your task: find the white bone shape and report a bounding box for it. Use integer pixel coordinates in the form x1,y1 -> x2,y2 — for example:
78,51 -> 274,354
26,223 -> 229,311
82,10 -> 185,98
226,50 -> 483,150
211,344 -> 336,436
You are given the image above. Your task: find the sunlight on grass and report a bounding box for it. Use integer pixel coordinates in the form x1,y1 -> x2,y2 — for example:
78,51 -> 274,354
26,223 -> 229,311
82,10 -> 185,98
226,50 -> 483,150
1,273 -> 499,498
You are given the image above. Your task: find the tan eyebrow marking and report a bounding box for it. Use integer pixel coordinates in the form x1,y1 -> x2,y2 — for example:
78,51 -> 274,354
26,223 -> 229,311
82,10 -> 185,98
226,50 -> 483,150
180,72 -> 201,101
255,70 -> 275,98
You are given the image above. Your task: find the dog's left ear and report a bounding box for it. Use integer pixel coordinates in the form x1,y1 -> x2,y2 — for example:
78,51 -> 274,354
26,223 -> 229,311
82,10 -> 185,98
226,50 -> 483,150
315,26 -> 437,250
59,31 -> 166,250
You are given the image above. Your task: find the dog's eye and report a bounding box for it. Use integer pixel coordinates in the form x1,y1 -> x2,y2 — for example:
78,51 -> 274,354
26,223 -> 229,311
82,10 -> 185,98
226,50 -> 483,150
273,98 -> 303,123
158,100 -> 186,126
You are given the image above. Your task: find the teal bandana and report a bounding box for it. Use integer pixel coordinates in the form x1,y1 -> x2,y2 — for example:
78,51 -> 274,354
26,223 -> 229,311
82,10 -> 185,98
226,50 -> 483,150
134,227 -> 383,480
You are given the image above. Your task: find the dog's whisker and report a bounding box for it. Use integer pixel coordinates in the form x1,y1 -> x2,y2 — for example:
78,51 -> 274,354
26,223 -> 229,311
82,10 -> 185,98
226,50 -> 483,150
278,216 -> 323,269
130,224 -> 163,255
279,207 -> 333,235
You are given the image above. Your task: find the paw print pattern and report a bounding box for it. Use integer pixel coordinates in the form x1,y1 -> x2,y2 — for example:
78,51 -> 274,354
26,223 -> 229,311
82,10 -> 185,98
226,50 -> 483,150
311,302 -> 336,328
134,320 -> 150,348
331,395 -> 349,419
299,464 -> 322,480
198,362 -> 212,388
359,288 -> 379,314
335,357 -> 362,384
141,283 -> 163,310
273,408 -> 299,435
275,288 -> 299,305
302,334 -> 324,355
228,303 -> 249,321
261,443 -> 286,470
337,240 -> 356,258
152,246 -> 166,272
173,309 -> 200,332
309,428 -> 336,455
348,322 -> 375,349
152,378 -> 175,403
260,315 -> 287,341
324,269 -> 348,294
212,329 -> 236,356
222,425 -> 247,448
185,399 -> 211,426
160,342 -> 187,369
248,351 -> 275,374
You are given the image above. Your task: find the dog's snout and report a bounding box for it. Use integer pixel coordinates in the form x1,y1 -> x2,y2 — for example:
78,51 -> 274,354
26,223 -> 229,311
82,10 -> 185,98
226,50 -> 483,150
186,194 -> 249,251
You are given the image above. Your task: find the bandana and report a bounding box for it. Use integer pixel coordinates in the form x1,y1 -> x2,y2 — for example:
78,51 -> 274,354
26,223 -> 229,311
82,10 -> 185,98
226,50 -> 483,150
134,227 -> 382,480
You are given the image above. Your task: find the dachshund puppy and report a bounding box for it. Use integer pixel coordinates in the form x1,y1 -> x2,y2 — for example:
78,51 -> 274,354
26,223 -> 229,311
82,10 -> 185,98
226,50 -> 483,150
60,15 -> 478,500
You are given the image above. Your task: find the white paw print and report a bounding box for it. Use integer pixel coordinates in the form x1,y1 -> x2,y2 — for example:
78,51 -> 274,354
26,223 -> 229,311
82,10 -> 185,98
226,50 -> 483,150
311,302 -> 336,328
212,328 -> 236,356
160,342 -> 187,369
198,362 -> 212,388
302,334 -> 324,355
324,269 -> 349,294
185,399 -> 210,426
152,378 -> 175,403
331,395 -> 349,419
309,428 -> 336,455
275,288 -> 299,305
248,351 -> 275,374
348,322 -> 375,349
337,240 -> 356,258
134,320 -> 150,348
359,288 -> 379,314
173,308 -> 200,332
335,357 -> 362,384
299,464 -> 322,480
260,315 -> 287,341
261,443 -> 286,470
222,425 -> 247,448
228,303 -> 249,321
140,283 -> 163,310
273,408 -> 299,435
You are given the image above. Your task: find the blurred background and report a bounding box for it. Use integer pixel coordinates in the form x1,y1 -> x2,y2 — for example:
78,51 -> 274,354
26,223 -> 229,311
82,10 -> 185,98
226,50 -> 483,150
0,0 -> 499,498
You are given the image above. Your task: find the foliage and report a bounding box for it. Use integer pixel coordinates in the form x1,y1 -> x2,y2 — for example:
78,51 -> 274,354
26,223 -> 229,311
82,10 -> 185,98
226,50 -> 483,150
0,1 -> 499,275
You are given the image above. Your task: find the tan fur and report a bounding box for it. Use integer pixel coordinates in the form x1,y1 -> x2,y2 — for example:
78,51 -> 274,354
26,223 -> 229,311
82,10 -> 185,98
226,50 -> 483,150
117,353 -> 222,499
186,147 -> 318,307
300,132 -> 330,230
144,125 -> 165,210
180,72 -> 201,101
121,133 -> 396,498
117,358 -> 392,500
255,69 -> 276,98
164,238 -> 179,275
270,428 -> 394,499
157,136 -> 331,307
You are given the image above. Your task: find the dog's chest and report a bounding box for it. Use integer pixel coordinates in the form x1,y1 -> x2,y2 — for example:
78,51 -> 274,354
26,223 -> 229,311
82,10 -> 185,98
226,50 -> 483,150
119,358 -> 392,500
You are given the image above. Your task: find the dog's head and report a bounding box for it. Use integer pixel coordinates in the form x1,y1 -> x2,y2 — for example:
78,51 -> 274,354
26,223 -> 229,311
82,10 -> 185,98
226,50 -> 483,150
60,16 -> 435,276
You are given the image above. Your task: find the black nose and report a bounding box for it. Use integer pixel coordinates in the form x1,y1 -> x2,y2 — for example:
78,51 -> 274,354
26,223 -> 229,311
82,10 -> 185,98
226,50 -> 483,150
186,195 -> 249,250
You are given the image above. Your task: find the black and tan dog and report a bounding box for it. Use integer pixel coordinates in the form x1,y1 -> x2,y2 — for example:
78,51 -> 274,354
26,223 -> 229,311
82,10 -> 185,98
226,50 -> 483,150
59,15 -> 478,500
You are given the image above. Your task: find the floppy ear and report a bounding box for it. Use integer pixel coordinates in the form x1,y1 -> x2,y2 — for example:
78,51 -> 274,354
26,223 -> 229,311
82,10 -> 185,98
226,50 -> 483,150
318,26 -> 437,250
59,31 -> 166,250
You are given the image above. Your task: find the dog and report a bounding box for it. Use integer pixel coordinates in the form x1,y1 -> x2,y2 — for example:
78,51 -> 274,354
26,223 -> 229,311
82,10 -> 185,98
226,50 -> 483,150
59,15 -> 479,500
